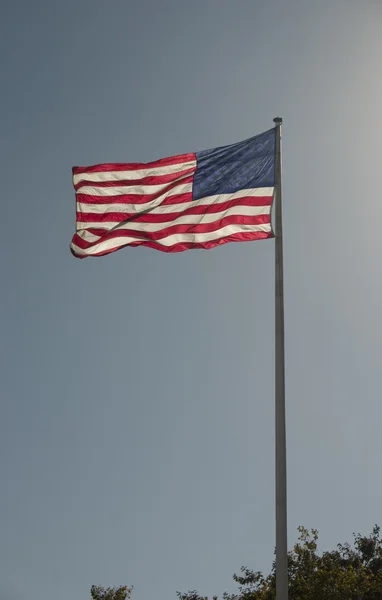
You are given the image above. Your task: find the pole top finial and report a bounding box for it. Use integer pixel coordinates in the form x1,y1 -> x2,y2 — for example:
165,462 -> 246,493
273,117 -> 283,125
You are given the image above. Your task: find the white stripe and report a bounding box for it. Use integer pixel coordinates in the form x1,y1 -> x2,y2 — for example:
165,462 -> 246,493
76,205 -> 271,239
77,187 -> 274,217
76,178 -> 193,197
73,160 -> 196,186
71,223 -> 272,255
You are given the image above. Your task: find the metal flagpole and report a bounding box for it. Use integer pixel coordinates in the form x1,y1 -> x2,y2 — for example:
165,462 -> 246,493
273,117 -> 288,600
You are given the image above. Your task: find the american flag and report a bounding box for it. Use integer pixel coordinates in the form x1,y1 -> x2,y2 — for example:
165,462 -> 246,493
70,127 -> 276,258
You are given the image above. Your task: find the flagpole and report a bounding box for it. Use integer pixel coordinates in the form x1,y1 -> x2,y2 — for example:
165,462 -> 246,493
273,117 -> 288,600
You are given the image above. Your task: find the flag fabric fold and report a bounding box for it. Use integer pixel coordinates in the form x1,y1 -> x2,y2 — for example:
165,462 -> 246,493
70,127 -> 276,258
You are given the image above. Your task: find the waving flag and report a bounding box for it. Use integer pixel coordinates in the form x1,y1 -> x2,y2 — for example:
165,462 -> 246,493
70,127 -> 276,258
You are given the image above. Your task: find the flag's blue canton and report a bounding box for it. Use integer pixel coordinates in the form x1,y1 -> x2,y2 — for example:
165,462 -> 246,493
193,128 -> 276,201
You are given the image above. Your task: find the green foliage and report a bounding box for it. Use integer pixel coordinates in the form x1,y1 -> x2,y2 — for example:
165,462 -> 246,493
178,526 -> 382,600
90,585 -> 132,600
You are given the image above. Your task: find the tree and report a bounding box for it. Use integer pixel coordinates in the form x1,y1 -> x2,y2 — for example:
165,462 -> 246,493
178,526 -> 382,600
91,585 -> 132,600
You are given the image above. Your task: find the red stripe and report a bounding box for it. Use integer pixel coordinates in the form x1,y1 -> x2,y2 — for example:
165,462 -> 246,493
71,230 -> 273,258
77,193 -> 273,209
73,153 -> 196,175
76,191 -> 194,207
73,215 -> 271,249
156,193 -> 272,208
73,167 -> 196,191
76,196 -> 272,224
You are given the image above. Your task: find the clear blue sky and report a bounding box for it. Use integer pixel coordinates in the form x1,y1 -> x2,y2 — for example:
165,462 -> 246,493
2,2 -> 382,600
